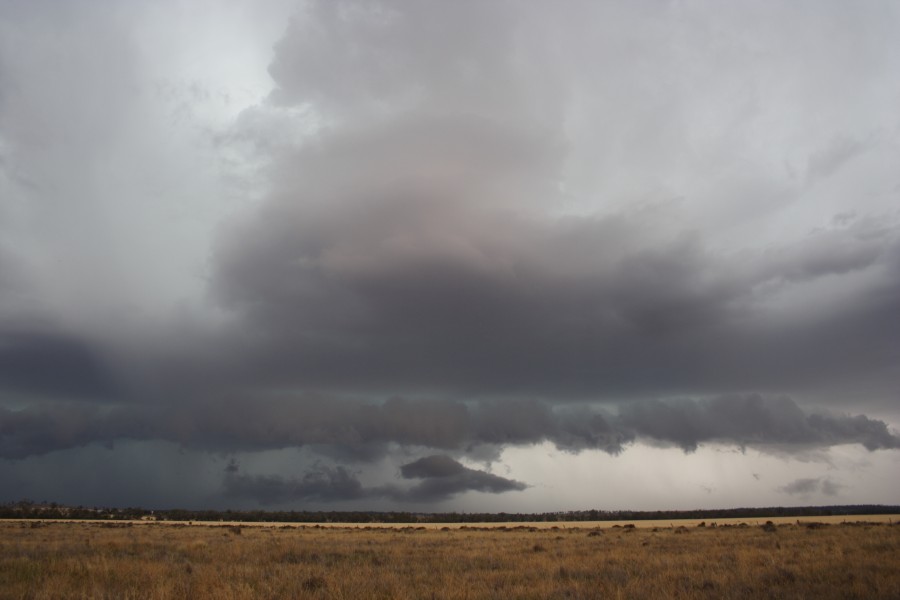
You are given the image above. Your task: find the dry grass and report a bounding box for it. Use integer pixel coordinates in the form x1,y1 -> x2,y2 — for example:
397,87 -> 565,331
1,520 -> 898,599
6,514 -> 896,529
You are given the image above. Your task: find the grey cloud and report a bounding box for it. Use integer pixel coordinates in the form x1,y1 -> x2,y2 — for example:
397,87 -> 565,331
221,454 -> 526,505
399,454 -> 465,479
472,400 -> 632,455
0,257 -> 28,327
821,479 -> 845,497
0,330 -> 120,401
2,394 -> 895,461
0,1 -> 137,211
2,0 -> 900,510
0,0 -> 895,414
806,135 -> 866,183
203,1 -> 900,403
759,219 -> 892,285
778,477 -> 844,497
194,396 -> 471,454
618,395 -> 900,453
211,140 -> 900,399
779,478 -> 820,496
0,396 -> 469,460
267,0 -> 560,127
223,464 -> 366,505
0,403 -> 157,459
397,455 -> 527,502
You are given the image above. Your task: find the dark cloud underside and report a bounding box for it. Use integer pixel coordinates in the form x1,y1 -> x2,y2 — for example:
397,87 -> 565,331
2,395 -> 895,461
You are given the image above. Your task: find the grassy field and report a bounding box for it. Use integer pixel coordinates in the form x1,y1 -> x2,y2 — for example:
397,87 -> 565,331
1,519 -> 897,599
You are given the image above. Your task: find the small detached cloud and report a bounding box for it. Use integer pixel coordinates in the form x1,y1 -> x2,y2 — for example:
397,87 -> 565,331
397,455 -> 527,502
778,477 -> 844,497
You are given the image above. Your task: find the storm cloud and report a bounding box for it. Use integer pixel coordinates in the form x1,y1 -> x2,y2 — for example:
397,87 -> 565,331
212,160 -> 900,399
0,330 -> 120,400
1,0 -> 899,509
202,0 -> 900,405
397,455 -> 527,502
617,395 -> 900,453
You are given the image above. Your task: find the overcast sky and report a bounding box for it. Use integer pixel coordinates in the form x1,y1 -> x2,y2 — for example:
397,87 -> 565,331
1,0 -> 898,513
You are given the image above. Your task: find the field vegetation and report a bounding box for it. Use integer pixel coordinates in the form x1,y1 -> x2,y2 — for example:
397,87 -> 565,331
1,519 -> 898,599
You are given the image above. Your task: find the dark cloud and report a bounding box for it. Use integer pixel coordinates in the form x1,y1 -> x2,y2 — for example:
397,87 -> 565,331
397,455 -> 527,502
399,454 -> 465,479
224,464 -> 366,505
212,148 -> 900,399
0,330 -> 119,400
221,454 -> 526,505
617,395 -> 900,453
0,403 -> 156,459
471,400 -> 633,455
2,394 -> 895,461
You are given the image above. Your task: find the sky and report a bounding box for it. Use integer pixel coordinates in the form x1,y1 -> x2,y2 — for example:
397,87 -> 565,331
0,0 -> 898,513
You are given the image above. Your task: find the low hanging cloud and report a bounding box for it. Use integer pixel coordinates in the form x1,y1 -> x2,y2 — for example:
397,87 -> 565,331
224,464 -> 366,505
2,394 -> 896,461
398,455 -> 527,502
222,455 -> 525,505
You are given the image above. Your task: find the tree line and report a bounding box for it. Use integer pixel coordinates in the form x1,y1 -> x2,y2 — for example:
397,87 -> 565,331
2,500 -> 897,523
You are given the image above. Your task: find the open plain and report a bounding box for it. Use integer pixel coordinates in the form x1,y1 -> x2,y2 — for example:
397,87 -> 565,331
1,518 -> 898,599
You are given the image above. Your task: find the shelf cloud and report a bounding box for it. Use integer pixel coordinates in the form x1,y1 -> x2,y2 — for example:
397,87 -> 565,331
3,395 -> 895,462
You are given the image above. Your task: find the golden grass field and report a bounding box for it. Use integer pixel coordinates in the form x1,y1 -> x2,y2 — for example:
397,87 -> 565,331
1,518 -> 898,599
